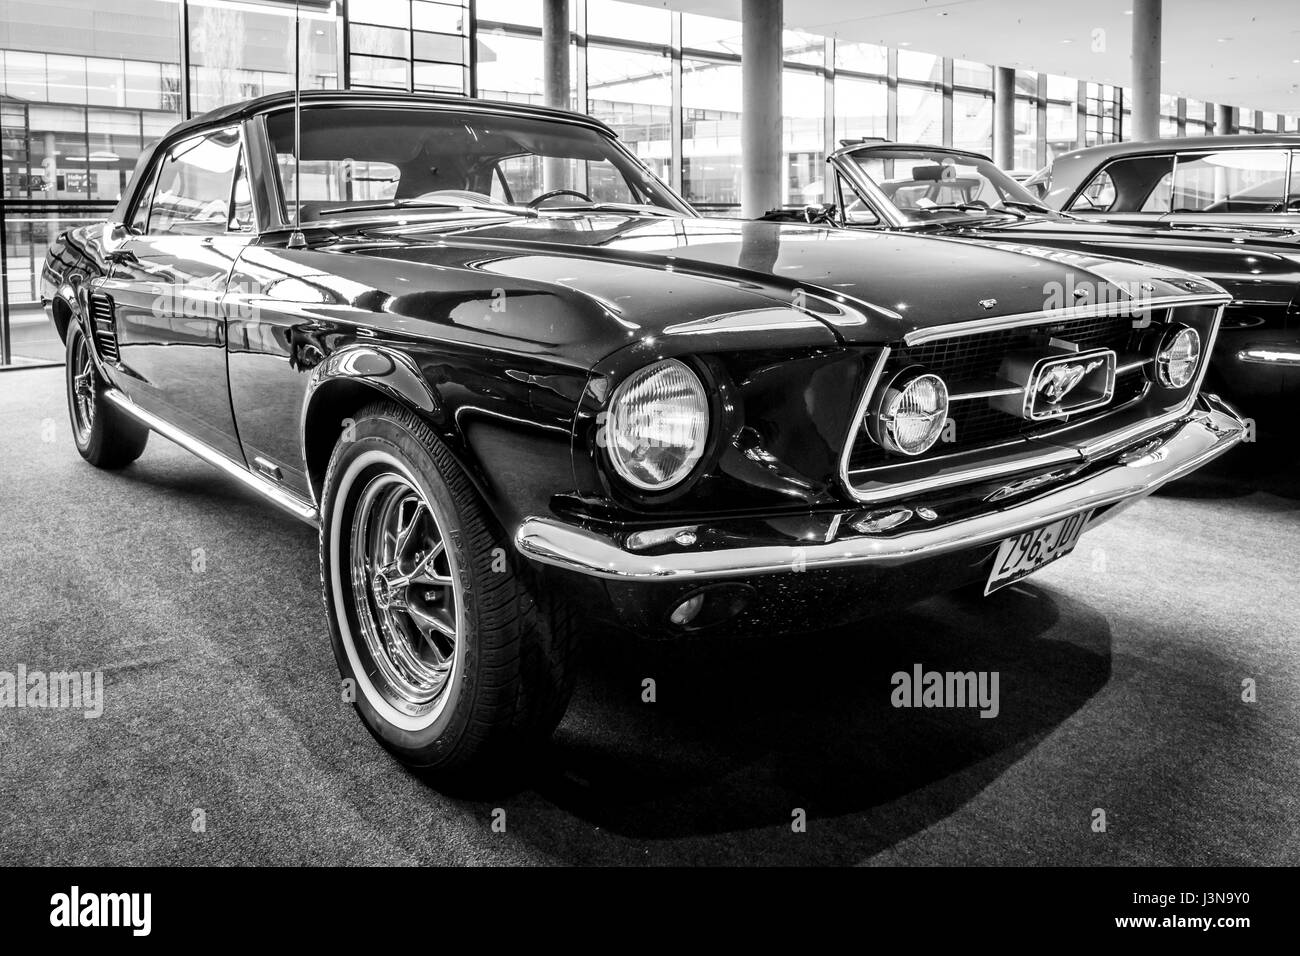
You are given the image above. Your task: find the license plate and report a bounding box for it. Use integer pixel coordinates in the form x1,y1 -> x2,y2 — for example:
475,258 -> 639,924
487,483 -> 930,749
985,510 -> 1093,595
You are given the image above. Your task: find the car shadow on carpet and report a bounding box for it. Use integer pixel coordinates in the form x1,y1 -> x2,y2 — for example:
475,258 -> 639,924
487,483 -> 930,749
443,584 -> 1113,864
1159,433 -> 1300,502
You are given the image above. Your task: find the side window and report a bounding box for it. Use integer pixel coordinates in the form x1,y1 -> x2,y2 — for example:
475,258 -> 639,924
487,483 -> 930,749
1171,149 -> 1288,213
837,175 -> 880,226
128,158 -> 162,234
148,128 -> 240,236
1140,172 -> 1173,212
1068,170 -> 1116,212
1070,155 -> 1174,213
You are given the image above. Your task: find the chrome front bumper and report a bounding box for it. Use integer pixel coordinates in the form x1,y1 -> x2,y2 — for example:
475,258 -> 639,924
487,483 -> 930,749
515,396 -> 1245,582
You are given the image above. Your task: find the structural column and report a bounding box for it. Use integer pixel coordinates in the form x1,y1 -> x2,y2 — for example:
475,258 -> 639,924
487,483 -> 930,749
542,0 -> 570,109
740,0 -> 782,218
1131,0 -> 1162,140
993,67 -> 1015,170
1215,104 -> 1237,135
541,0 -> 570,190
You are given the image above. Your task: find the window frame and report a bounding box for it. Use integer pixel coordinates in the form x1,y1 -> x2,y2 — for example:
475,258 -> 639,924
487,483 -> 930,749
1166,147 -> 1292,215
258,102 -> 693,222
139,124 -> 248,238
1067,145 -> 1297,215
126,155 -> 163,235
1289,150 -> 1300,212
1066,151 -> 1176,213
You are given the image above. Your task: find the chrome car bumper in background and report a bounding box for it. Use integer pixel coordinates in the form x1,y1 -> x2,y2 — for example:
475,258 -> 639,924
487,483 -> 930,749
515,395 -> 1245,582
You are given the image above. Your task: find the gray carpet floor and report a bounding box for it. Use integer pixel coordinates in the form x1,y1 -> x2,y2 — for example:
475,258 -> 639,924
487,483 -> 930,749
2,366 -> 1297,865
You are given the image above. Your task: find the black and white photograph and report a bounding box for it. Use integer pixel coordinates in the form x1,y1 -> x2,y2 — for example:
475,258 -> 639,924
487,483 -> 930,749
0,0 -> 1295,930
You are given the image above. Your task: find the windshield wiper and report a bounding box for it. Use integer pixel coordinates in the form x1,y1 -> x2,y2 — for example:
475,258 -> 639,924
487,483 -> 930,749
543,201 -> 680,217
917,202 -> 1027,220
323,199 -> 538,218
1001,200 -> 1053,215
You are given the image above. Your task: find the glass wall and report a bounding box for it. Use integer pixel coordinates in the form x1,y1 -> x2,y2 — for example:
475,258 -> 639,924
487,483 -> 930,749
347,0 -> 468,94
190,0 -> 338,113
3,0 -> 1298,366
783,67 -> 824,206
682,58 -> 741,211
952,60 -> 992,156
587,44 -> 671,184
1045,75 -> 1078,163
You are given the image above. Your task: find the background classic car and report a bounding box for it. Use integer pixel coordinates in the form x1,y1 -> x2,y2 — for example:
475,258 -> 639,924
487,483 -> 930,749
803,141 -> 1300,429
43,91 -> 1244,776
1025,134 -> 1300,229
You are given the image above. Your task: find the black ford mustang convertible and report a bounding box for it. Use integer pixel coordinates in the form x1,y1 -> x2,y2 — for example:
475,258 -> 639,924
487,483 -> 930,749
43,91 -> 1244,775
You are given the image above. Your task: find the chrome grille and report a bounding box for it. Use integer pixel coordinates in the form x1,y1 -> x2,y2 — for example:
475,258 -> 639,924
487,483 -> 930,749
848,312 -> 1148,472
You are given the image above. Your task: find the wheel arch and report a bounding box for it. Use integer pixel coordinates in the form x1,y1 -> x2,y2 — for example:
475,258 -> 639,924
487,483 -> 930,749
50,294 -> 75,344
300,345 -> 495,515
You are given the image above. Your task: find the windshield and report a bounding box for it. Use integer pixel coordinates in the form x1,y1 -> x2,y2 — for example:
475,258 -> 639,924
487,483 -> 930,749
840,147 -> 1048,223
265,105 -> 689,222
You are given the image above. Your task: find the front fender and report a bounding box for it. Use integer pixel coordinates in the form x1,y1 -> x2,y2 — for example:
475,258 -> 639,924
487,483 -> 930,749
297,341 -> 569,533
300,343 -> 445,497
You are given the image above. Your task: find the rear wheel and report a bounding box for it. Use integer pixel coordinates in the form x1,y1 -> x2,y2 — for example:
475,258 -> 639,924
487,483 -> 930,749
65,320 -> 148,469
320,401 -> 577,776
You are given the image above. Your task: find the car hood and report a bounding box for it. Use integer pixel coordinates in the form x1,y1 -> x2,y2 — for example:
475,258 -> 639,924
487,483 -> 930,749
934,214 -> 1300,307
361,213 -> 1225,346
950,212 -> 1300,243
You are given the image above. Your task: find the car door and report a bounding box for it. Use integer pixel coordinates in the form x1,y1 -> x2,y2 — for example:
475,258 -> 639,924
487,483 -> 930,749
95,126 -> 254,462
1160,147 -> 1296,229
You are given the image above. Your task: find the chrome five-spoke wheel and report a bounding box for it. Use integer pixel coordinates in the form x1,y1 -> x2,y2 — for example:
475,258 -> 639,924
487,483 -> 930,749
322,402 -> 576,773
70,331 -> 97,444
349,466 -> 462,721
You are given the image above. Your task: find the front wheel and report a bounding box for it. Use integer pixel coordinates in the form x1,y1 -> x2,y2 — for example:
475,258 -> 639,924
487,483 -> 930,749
319,402 -> 577,776
64,320 -> 148,469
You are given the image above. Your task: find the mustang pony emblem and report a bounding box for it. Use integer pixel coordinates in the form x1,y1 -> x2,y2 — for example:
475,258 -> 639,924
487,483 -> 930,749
1036,359 -> 1104,404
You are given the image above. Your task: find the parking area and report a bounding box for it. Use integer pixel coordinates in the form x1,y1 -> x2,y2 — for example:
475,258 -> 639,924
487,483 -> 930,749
1,365 -> 1297,866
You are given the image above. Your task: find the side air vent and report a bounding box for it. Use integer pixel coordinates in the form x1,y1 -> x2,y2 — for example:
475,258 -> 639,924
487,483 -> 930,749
87,292 -> 120,364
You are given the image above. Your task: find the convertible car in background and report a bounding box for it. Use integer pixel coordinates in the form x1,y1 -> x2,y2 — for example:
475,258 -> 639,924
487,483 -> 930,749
43,91 -> 1243,776
780,140 -> 1300,428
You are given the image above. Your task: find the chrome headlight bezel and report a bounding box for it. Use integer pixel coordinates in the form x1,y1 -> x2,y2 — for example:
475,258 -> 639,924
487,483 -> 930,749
868,367 -> 950,457
603,358 -> 711,493
1154,325 -> 1202,389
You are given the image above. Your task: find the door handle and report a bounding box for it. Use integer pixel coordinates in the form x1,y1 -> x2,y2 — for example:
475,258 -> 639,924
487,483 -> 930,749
105,248 -> 139,266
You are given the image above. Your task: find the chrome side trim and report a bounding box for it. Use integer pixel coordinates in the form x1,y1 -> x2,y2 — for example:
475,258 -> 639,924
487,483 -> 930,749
1237,347 -> 1300,366
847,446 -> 1082,503
1116,357 -> 1153,374
901,294 -> 1229,346
103,390 -> 319,526
515,401 -> 1244,582
950,386 -> 1022,401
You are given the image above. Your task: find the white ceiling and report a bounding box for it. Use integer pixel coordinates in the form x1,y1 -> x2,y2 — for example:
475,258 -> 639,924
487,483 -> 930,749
626,0 -> 1300,116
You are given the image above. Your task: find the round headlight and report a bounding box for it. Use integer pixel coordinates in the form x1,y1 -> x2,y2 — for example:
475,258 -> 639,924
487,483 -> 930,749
1155,326 -> 1201,389
869,369 -> 950,456
604,359 -> 709,492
